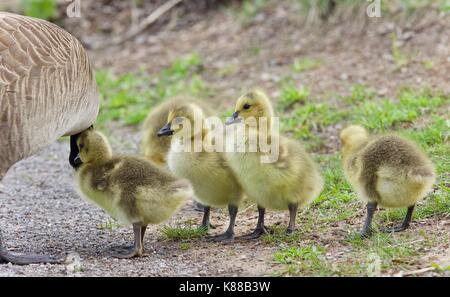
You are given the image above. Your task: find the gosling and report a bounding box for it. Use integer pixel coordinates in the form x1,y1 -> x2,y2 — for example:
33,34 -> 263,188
74,127 -> 192,258
158,103 -> 244,241
225,89 -> 324,238
340,125 -> 436,237
141,96 -> 213,167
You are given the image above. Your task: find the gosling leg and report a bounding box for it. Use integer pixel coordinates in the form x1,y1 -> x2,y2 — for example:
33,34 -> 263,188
0,230 -> 62,265
141,225 -> 147,242
208,205 -> 238,242
286,203 -> 298,234
111,225 -> 148,252
239,205 -> 270,239
381,205 -> 415,233
112,223 -> 144,259
199,205 -> 215,230
193,201 -> 206,212
360,202 -> 377,238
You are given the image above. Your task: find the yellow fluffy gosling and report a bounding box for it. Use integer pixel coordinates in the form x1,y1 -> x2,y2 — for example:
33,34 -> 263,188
340,125 -> 436,237
141,96 -> 213,167
74,128 -> 192,258
225,89 -> 324,238
157,103 -> 244,241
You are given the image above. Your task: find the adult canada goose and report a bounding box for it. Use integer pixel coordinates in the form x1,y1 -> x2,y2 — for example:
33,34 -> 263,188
158,103 -> 244,241
225,89 -> 324,238
0,13 -> 99,264
75,128 -> 192,258
340,125 -> 436,237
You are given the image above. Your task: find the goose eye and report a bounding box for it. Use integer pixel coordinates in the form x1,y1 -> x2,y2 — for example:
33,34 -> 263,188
243,103 -> 251,110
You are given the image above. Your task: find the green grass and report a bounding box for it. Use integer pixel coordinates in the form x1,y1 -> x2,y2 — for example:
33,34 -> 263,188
161,225 -> 208,240
273,245 -> 332,276
441,0 -> 450,13
350,89 -> 446,131
22,0 -> 57,20
281,85 -> 448,150
343,84 -> 377,104
96,52 -> 208,126
262,225 -> 305,244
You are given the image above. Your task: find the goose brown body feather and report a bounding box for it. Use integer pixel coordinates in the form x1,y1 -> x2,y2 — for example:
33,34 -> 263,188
0,13 -> 99,177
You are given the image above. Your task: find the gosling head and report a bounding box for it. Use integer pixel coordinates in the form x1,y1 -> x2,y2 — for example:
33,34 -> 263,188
157,103 -> 204,138
226,89 -> 274,127
340,125 -> 369,157
75,128 -> 113,166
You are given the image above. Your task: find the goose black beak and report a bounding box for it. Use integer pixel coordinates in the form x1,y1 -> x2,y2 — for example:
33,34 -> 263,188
157,123 -> 174,137
226,111 -> 241,125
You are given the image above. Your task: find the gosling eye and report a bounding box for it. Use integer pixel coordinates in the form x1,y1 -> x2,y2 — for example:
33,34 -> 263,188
243,103 -> 251,110
79,143 -> 85,150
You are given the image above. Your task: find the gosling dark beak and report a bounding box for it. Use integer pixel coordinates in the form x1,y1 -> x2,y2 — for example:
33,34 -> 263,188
73,154 -> 82,166
157,123 -> 174,137
69,133 -> 81,169
226,111 -> 241,125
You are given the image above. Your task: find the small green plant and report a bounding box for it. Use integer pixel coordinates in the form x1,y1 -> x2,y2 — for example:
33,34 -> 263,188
279,84 -> 310,109
262,225 -> 303,244
97,219 -> 121,231
431,262 -> 450,272
161,225 -> 208,240
422,60 -> 435,70
22,0 -> 57,20
292,58 -> 321,73
391,33 -> 409,69
179,242 -> 191,250
249,46 -> 261,56
234,0 -> 270,25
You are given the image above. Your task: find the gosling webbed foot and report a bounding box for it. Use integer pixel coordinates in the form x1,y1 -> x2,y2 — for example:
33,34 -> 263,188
0,251 -> 63,265
110,244 -> 135,252
359,228 -> 373,238
239,225 -> 271,240
111,223 -> 145,259
381,205 -> 414,234
111,246 -> 143,259
207,231 -> 234,243
380,224 -> 409,233
286,227 -> 295,235
198,222 -> 215,231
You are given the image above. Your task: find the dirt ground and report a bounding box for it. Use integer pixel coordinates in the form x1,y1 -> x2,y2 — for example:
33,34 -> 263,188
0,1 -> 449,276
